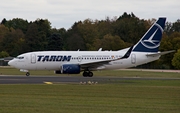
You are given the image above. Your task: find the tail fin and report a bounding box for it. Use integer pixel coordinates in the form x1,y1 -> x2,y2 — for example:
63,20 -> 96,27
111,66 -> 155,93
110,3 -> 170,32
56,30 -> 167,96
133,17 -> 166,52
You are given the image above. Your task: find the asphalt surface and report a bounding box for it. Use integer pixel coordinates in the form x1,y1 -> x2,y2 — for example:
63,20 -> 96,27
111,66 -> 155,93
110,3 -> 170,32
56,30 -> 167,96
0,75 -> 179,84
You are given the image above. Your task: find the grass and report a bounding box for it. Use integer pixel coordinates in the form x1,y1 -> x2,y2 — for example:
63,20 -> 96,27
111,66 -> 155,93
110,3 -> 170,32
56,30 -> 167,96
0,67 -> 180,113
0,67 -> 53,75
0,80 -> 180,113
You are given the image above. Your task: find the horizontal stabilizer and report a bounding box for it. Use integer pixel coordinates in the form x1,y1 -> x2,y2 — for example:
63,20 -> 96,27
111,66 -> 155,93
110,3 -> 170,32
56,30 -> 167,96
146,50 -> 175,57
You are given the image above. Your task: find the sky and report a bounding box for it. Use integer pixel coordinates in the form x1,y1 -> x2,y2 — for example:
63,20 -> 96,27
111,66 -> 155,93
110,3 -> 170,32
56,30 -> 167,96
0,0 -> 180,29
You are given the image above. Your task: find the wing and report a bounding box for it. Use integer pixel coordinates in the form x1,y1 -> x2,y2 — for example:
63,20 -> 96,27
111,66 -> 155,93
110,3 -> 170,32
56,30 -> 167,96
80,46 -> 134,69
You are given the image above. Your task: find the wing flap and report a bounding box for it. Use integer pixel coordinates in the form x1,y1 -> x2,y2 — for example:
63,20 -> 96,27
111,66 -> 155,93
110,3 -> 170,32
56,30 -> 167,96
80,46 -> 134,69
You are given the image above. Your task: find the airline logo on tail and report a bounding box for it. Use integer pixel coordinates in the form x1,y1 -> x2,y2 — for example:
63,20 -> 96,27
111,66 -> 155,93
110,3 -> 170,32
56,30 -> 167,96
141,23 -> 163,49
133,18 -> 166,52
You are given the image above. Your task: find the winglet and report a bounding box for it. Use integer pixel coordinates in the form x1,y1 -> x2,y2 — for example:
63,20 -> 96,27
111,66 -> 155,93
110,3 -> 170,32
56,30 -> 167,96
121,46 -> 134,59
98,48 -> 102,51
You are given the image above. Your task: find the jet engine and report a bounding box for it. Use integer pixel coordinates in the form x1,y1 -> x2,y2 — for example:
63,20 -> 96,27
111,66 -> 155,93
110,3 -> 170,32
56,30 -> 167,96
55,64 -> 81,74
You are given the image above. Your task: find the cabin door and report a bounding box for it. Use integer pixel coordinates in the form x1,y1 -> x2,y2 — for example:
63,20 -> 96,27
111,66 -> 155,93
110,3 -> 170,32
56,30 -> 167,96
131,54 -> 136,64
31,54 -> 36,64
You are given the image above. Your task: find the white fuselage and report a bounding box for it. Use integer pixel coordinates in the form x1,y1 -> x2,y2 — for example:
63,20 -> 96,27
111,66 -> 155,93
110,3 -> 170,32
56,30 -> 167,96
7,17 -> 167,76
8,49 -> 160,71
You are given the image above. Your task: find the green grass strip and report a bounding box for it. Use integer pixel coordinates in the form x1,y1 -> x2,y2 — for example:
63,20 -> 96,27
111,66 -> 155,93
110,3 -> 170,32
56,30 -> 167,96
0,80 -> 180,113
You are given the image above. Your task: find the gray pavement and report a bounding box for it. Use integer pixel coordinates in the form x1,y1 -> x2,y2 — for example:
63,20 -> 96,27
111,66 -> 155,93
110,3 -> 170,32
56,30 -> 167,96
0,75 -> 179,84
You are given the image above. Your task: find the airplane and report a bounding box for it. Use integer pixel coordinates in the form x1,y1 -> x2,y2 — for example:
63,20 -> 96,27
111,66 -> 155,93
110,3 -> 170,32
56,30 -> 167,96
8,17 -> 174,77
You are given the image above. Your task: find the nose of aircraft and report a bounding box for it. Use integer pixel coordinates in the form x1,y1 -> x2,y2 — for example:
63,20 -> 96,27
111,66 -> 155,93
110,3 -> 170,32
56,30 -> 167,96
8,60 -> 14,66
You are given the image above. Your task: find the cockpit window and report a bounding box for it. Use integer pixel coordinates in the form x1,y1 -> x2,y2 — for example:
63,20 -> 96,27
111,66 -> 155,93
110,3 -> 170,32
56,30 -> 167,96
15,57 -> 24,59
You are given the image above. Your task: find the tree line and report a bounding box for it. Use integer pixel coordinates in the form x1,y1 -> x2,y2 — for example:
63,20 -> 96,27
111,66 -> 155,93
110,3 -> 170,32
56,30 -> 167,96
0,12 -> 180,69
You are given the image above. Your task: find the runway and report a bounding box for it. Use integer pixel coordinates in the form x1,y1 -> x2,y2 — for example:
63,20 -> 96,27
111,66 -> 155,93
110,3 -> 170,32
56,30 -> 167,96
0,75 -> 180,84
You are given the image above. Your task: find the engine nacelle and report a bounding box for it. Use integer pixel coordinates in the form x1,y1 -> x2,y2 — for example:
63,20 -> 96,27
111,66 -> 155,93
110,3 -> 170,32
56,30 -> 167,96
55,64 -> 81,74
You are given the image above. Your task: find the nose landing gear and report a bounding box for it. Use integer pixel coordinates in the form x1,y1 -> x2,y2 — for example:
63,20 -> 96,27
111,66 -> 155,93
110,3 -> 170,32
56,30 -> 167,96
20,69 -> 30,76
26,72 -> 30,76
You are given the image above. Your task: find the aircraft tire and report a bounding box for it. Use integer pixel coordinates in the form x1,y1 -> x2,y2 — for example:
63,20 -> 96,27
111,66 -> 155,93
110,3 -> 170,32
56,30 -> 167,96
88,72 -> 93,77
26,72 -> 30,76
83,71 -> 88,77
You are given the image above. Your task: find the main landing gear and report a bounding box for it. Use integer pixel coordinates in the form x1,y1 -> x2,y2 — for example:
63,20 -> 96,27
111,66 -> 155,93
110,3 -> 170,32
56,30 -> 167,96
83,71 -> 93,77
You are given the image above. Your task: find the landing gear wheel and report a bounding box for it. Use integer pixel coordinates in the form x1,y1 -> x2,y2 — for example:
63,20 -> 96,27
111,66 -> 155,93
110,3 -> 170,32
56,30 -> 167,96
83,71 -> 93,77
83,71 -> 88,77
26,72 -> 30,76
88,72 -> 93,77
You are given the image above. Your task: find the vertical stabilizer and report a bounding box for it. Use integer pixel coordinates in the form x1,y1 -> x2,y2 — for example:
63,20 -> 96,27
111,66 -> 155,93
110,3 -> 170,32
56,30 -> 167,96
133,18 -> 166,52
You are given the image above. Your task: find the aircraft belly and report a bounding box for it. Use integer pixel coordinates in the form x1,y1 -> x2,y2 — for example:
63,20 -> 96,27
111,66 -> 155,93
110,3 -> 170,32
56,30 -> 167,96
99,60 -> 132,70
100,54 -> 159,70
